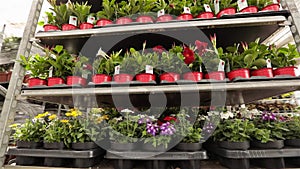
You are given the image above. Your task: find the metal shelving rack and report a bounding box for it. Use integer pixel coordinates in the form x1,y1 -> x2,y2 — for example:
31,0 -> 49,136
1,0 -> 300,168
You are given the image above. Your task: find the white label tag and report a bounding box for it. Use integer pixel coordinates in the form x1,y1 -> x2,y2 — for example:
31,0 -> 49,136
145,65 -> 153,74
237,0 -> 248,11
49,66 -> 53,78
69,16 -> 78,26
295,67 -> 300,76
184,7 -> 191,14
204,4 -> 212,12
241,104 -> 246,108
114,65 -> 120,75
50,54 -> 56,59
82,73 -> 88,79
273,0 -> 279,3
214,0 -> 220,14
87,15 -> 95,24
266,59 -> 272,68
199,65 -> 202,72
218,59 -> 225,71
157,9 -> 165,17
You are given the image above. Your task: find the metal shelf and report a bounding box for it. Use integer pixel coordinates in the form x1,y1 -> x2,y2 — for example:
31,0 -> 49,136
34,15 -> 289,53
19,79 -> 300,107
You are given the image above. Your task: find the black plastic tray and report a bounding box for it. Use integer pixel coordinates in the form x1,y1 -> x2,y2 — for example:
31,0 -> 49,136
231,75 -> 300,82
221,10 -> 290,19
22,84 -> 83,90
106,150 -> 207,160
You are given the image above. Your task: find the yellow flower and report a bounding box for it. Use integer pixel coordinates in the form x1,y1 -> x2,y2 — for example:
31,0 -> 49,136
35,112 -> 49,119
96,115 -> 109,124
60,119 -> 69,123
9,123 -> 20,128
48,114 -> 57,120
66,108 -> 82,117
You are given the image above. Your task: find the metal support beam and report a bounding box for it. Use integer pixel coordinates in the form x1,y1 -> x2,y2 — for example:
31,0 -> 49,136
0,0 -> 44,167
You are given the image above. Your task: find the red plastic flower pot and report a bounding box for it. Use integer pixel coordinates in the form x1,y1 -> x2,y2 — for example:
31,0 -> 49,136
177,13 -> 194,20
160,72 -> 180,82
196,12 -> 214,19
43,24 -> 60,32
183,72 -> 203,81
113,74 -> 134,83
96,19 -> 113,26
216,7 -> 236,18
135,73 -> 156,82
79,22 -> 94,30
47,77 -> 65,86
261,4 -> 280,11
62,24 -> 77,31
28,78 -> 47,87
0,72 -> 8,82
66,76 -> 87,86
240,6 -> 259,13
92,74 -> 112,84
227,68 -> 250,81
273,67 -> 296,77
251,68 -> 273,78
156,14 -> 173,22
204,71 -> 225,80
115,17 -> 133,25
136,15 -> 154,23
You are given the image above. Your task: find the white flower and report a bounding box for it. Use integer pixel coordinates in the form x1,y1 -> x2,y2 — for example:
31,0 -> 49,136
207,111 -> 219,116
121,109 -> 135,114
115,116 -> 123,121
220,111 -> 234,120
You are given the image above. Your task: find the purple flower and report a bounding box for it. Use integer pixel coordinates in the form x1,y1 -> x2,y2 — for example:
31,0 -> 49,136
146,123 -> 159,136
160,122 -> 176,136
203,122 -> 214,134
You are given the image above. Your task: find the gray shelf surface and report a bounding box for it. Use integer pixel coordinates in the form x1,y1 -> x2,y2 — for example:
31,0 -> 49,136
7,147 -> 105,158
19,79 -> 300,107
34,15 -> 289,53
106,150 -> 208,160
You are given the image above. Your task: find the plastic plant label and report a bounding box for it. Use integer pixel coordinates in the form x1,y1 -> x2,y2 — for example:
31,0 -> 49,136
199,65 -> 202,72
69,16 -> 78,26
82,73 -> 88,79
114,65 -> 120,75
43,15 -> 48,25
157,9 -> 165,17
204,4 -> 212,12
237,0 -> 248,11
184,7 -> 191,14
87,15 -> 95,24
273,0 -> 279,3
49,66 -> 53,78
266,59 -> 272,68
217,59 -> 225,71
146,65 -> 154,74
214,0 -> 220,14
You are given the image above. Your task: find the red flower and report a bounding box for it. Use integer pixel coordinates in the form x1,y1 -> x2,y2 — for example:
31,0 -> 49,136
195,40 -> 208,56
153,45 -> 165,54
164,116 -> 177,122
183,47 -> 195,64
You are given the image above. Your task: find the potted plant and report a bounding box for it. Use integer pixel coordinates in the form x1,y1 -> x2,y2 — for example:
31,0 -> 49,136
153,0 -> 173,22
113,51 -> 137,83
283,115 -> 300,147
213,118 -> 255,150
239,0 -> 258,13
0,63 -> 13,83
46,45 -> 74,86
67,55 -> 91,86
114,0 -> 139,24
19,54 -> 50,87
196,0 -> 215,19
41,11 -> 60,31
212,0 -> 237,18
70,2 -> 93,29
108,110 -> 140,151
96,0 -> 115,26
270,44 -> 300,77
48,0 -> 76,31
92,50 -> 122,84
248,0 -> 280,11
135,0 -> 156,23
251,112 -> 288,149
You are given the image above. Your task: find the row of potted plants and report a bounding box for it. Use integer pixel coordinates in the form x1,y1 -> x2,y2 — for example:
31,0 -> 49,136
42,0 -> 281,31
20,36 -> 300,87
10,107 -> 205,152
212,107 -> 300,150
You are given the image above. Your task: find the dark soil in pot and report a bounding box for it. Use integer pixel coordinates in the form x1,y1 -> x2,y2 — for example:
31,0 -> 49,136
219,141 -> 250,150
174,142 -> 202,151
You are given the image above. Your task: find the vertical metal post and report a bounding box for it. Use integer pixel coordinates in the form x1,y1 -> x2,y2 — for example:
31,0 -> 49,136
0,24 -> 6,53
281,0 -> 300,52
0,0 -> 44,166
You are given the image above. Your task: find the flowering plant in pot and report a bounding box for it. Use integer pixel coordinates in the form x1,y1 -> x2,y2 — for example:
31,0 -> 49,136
113,52 -> 137,82
213,118 -> 255,150
108,110 -> 140,151
93,49 -> 122,84
46,45 -> 75,86
19,54 -> 51,87
270,44 -> 300,77
114,0 -> 139,24
153,0 -> 174,22
134,0 -> 156,23
10,112 -> 48,148
251,112 -> 288,149
67,55 -> 91,86
211,0 -> 237,18
70,2 -> 94,29
248,0 -> 279,11
195,0 -> 215,19
166,0 -> 197,20
96,0 -> 115,26
48,0 -> 76,30
282,115 -> 300,147
40,11 -> 60,31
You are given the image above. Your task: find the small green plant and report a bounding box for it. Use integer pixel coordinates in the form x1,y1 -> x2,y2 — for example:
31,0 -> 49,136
19,54 -> 51,79
93,50 -> 123,76
71,55 -> 91,77
43,118 -> 70,146
96,0 -> 117,20
283,115 -> 300,139
48,0 -> 73,27
115,0 -> 140,17
247,0 -> 274,9
70,2 -> 92,24
270,44 -> 300,68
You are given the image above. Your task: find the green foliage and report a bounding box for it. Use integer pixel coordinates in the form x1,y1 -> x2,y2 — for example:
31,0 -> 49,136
247,0 -> 274,9
19,54 -> 51,79
158,46 -> 185,74
115,0 -> 140,17
72,55 -> 91,76
175,113 -> 202,143
142,134 -> 171,148
49,0 -> 73,26
252,128 -> 273,143
96,0 -> 117,20
70,2 -> 92,24
283,115 -> 300,139
43,119 -> 70,145
270,44 -> 300,68
213,119 -> 255,142
11,119 -> 44,142
93,50 -> 122,76
202,49 -> 221,72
